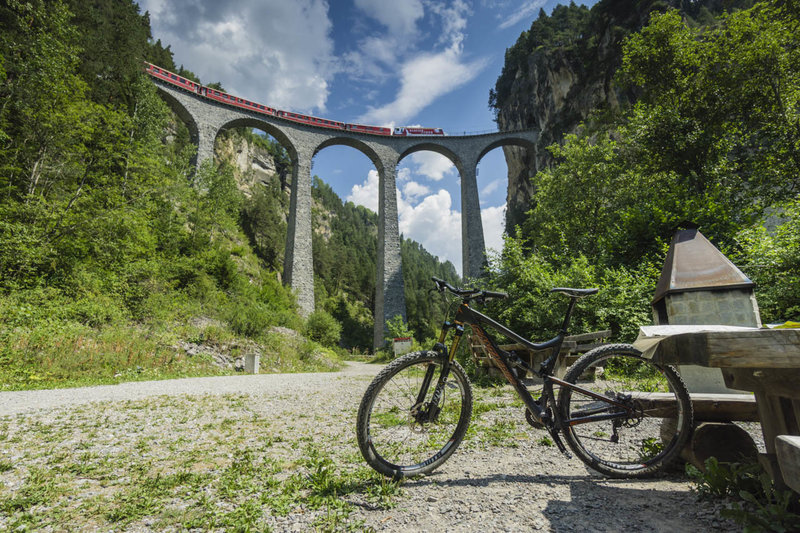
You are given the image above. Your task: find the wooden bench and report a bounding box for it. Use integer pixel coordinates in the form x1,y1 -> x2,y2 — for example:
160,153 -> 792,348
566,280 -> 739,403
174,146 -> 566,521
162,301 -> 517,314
633,392 -> 760,468
470,330 -> 610,379
631,392 -> 759,422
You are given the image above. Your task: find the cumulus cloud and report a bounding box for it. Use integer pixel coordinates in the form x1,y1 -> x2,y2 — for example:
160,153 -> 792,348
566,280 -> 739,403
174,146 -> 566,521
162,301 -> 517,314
139,0 -> 335,112
409,152 -> 456,182
346,169 -> 380,213
402,181 -> 431,202
398,190 -> 462,271
498,0 -> 547,29
481,204 -> 506,253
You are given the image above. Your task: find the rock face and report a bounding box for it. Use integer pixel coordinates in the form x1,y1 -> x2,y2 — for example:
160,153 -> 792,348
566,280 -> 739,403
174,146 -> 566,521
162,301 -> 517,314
498,49 -> 627,231
214,130 -> 285,196
494,0 -> 746,231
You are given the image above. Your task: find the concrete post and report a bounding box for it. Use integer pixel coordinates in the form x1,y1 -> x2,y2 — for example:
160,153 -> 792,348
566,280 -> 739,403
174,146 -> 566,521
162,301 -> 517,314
460,162 -> 487,280
374,161 -> 407,349
284,151 -> 315,316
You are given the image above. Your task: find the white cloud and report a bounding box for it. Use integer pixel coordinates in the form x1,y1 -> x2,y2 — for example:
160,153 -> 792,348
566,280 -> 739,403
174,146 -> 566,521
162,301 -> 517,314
356,47 -> 488,125
409,152 -> 456,182
482,204 -> 506,254
139,0 -> 335,112
346,169 -> 380,212
353,0 -> 424,37
480,178 -> 502,197
402,181 -> 431,202
429,0 -> 471,49
398,190 -> 462,272
498,0 -> 547,30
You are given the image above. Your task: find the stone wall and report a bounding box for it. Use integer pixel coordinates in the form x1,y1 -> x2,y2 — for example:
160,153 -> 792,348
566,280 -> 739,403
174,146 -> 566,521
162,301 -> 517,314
657,289 -> 762,328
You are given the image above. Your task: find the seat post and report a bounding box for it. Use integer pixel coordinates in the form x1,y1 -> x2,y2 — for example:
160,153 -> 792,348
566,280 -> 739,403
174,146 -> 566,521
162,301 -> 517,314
559,297 -> 578,335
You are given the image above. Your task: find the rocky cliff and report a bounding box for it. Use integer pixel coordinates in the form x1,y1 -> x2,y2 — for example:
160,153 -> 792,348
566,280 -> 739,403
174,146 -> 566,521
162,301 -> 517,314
214,129 -> 288,196
494,0 -> 752,231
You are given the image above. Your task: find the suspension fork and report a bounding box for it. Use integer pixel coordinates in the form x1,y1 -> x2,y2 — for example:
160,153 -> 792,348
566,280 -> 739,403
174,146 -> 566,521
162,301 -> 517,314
412,322 -> 459,419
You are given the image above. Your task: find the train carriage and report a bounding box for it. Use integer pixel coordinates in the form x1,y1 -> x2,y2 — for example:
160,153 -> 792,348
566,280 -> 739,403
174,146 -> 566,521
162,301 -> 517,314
145,62 -> 199,94
277,111 -> 345,131
393,127 -> 445,136
346,124 -> 392,136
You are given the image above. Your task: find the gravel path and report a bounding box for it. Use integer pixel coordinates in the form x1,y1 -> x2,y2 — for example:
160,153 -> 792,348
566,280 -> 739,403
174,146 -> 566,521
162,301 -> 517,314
0,362 -> 381,417
0,362 -> 736,531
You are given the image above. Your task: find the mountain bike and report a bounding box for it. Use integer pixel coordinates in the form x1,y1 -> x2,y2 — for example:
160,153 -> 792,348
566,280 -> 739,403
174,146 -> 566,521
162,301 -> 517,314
356,277 -> 693,479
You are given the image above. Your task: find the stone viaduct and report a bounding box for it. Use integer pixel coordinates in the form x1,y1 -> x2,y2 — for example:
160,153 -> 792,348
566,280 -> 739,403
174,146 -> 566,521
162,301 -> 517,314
152,79 -> 537,348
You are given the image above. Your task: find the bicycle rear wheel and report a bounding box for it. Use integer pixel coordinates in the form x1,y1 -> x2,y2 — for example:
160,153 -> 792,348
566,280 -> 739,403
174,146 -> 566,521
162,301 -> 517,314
557,344 -> 692,478
356,351 -> 472,478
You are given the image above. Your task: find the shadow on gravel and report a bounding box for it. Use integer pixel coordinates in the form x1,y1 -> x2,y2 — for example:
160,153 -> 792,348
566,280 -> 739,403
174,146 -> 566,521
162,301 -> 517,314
405,472 -> 700,531
405,471 -> 687,488
543,481 -> 700,532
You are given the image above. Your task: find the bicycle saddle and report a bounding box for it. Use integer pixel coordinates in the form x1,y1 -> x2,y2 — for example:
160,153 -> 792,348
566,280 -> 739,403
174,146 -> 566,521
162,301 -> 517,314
550,287 -> 599,298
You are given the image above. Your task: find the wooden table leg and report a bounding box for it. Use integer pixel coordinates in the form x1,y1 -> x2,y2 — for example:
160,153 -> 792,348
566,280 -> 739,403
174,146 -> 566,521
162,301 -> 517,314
754,391 -> 800,490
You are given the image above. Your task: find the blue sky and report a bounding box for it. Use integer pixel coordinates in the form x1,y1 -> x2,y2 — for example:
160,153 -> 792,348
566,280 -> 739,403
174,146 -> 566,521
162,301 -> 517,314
139,0 -> 596,274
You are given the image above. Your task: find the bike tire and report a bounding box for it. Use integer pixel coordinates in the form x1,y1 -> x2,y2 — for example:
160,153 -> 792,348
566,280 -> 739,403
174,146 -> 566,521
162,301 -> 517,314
557,344 -> 693,478
356,350 -> 473,479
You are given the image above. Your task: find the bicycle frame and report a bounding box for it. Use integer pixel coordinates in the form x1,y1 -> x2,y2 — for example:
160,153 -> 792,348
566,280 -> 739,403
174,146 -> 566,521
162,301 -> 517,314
428,299 -> 635,454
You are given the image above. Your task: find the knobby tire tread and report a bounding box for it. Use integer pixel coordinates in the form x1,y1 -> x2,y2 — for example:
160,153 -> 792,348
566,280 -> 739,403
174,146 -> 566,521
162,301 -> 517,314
356,350 -> 473,479
558,343 -> 693,478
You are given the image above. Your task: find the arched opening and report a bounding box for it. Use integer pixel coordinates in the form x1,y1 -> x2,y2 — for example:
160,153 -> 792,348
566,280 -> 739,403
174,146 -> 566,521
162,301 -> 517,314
475,147 -> 511,261
478,137 -> 537,241
394,146 -> 462,341
213,120 -> 297,274
310,141 -> 382,350
396,145 -> 463,276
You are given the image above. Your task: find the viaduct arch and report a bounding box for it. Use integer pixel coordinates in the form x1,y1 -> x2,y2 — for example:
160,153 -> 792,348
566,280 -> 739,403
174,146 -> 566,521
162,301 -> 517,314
152,80 -> 538,348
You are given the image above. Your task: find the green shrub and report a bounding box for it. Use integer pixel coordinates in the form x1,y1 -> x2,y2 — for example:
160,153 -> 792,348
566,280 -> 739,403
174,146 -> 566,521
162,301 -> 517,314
304,311 -> 342,348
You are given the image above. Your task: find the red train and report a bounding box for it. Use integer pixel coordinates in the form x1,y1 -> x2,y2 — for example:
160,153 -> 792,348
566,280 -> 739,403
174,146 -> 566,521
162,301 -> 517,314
145,62 -> 445,137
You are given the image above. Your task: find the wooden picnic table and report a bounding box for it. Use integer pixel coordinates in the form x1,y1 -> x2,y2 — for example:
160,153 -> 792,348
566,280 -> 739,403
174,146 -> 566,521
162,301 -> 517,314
635,326 -> 800,489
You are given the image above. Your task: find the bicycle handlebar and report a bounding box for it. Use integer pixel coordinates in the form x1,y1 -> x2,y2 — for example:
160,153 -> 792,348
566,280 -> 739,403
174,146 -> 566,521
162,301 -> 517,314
431,277 -> 508,302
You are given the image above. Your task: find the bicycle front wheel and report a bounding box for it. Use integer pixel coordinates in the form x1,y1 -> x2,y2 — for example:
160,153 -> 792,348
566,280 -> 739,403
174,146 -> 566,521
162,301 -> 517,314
356,351 -> 473,478
558,344 -> 692,478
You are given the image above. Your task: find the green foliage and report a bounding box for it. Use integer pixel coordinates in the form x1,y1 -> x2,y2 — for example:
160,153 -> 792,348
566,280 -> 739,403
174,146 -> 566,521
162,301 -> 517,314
0,0 -> 326,388
500,1 -> 800,329
687,457 -> 800,532
385,315 -> 414,343
733,199 -> 800,323
303,310 -> 342,348
487,236 -> 654,342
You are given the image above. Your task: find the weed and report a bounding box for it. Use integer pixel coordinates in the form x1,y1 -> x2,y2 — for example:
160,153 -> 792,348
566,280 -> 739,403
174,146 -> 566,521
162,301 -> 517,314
687,457 -> 800,532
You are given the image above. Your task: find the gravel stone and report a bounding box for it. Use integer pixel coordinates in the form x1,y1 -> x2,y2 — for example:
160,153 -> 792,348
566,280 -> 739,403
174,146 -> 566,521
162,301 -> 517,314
0,362 -> 741,532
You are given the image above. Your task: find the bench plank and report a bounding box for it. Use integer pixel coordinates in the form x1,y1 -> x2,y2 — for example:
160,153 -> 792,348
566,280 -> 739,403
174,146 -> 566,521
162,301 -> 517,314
629,392 -> 759,422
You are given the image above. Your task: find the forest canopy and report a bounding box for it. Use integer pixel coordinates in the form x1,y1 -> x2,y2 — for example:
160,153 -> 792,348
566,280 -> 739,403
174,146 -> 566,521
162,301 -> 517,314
488,0 -> 799,340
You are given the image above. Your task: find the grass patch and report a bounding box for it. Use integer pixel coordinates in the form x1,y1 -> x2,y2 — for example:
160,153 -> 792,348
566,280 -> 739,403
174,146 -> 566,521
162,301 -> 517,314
0,393 -> 400,531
